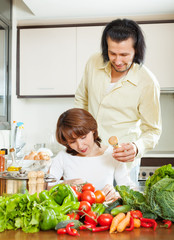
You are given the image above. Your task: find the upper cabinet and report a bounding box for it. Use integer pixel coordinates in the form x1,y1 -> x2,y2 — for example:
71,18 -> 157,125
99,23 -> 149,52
141,23 -> 174,90
17,27 -> 76,97
17,21 -> 174,97
76,26 -> 104,87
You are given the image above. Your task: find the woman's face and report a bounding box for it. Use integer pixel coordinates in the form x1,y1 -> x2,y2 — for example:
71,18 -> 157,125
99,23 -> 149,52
67,131 -> 95,156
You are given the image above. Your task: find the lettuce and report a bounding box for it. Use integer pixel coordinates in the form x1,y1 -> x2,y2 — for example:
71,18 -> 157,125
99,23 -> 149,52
116,164 -> 174,220
145,164 -> 174,195
147,177 -> 174,221
116,185 -> 157,218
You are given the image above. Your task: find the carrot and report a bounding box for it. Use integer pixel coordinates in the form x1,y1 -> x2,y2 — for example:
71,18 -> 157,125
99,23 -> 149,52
117,211 -> 131,232
133,218 -> 141,228
109,213 -> 126,233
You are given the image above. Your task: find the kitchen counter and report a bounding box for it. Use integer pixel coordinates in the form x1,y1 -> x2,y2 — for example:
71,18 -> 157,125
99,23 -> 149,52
1,224 -> 174,240
143,151 -> 174,158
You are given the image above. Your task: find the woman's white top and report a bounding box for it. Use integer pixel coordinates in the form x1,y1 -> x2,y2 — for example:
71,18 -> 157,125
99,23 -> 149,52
50,146 -> 134,190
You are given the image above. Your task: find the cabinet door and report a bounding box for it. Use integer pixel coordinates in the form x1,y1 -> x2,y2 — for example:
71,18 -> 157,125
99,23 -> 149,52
18,27 -> 76,96
141,23 -> 174,89
76,26 -> 104,87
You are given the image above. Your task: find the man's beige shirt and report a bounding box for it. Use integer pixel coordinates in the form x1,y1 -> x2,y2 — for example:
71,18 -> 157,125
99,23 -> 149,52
75,53 -> 162,169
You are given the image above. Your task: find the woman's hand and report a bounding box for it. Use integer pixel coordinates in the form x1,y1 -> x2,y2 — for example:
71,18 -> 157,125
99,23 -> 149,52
63,178 -> 85,185
101,184 -> 119,202
112,142 -> 137,162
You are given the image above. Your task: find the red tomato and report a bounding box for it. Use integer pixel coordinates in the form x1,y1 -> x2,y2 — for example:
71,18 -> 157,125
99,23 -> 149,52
85,211 -> 97,225
71,186 -> 77,192
97,214 -> 113,226
82,183 -> 95,192
78,201 -> 91,216
76,191 -> 81,201
94,190 -> 105,203
81,190 -> 96,205
67,212 -> 80,220
130,210 -> 143,219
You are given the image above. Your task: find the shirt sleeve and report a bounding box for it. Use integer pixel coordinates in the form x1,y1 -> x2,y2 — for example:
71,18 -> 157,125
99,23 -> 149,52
134,79 -> 162,158
74,59 -> 90,111
49,151 -> 64,186
114,160 -> 136,189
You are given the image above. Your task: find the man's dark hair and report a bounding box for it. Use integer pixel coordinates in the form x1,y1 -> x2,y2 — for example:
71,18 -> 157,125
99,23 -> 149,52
101,19 -> 146,64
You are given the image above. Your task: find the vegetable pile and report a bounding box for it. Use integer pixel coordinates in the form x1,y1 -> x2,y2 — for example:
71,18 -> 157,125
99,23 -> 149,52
0,184 -> 79,233
116,164 -> 174,221
0,164 -> 173,235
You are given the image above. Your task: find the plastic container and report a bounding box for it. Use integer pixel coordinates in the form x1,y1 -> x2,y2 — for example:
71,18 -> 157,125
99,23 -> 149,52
10,120 -> 17,148
0,150 -> 5,172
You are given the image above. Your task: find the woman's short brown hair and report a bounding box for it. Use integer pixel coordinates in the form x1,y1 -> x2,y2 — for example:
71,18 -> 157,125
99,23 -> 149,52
56,108 -> 101,155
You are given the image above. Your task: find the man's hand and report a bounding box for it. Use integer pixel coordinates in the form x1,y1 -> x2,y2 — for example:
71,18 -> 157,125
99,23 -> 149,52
112,142 -> 137,162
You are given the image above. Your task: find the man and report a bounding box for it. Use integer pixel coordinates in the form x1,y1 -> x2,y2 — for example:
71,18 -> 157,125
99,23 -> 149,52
74,19 -> 162,184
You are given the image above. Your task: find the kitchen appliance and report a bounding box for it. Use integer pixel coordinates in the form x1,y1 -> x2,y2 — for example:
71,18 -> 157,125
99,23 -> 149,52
138,156 -> 174,192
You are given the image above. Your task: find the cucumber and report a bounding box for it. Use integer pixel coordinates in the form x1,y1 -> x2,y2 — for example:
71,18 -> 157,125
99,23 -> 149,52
104,198 -> 123,213
55,220 -> 82,230
111,205 -> 131,216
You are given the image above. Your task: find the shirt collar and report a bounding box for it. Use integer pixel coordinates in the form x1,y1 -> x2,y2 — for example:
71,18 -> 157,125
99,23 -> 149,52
97,59 -> 141,86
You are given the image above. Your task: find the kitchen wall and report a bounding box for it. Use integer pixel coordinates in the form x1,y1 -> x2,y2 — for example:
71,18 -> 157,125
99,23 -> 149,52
9,1 -> 174,156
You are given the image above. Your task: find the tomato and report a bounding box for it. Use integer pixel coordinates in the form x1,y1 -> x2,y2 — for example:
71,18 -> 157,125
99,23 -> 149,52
130,210 -> 143,219
78,201 -> 91,215
84,211 -> 97,225
67,212 -> 80,220
94,190 -> 105,203
97,213 -> 113,226
82,183 -> 95,192
71,186 -> 77,192
81,190 -> 96,205
76,191 -> 81,201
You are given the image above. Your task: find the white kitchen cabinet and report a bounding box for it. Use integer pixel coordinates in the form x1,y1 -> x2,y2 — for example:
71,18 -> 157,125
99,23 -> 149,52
76,23 -> 174,90
141,23 -> 174,89
76,26 -> 104,87
18,27 -> 76,97
17,22 -> 174,97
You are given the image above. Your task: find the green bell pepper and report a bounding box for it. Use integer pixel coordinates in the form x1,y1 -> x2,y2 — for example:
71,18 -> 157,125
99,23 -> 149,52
59,201 -> 80,215
92,203 -> 106,215
39,208 -> 58,231
49,184 -> 78,205
39,190 -> 59,206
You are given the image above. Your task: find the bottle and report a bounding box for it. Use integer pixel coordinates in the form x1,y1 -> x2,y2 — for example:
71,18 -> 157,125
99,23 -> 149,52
15,122 -> 26,158
7,148 -> 22,171
1,148 -> 8,171
0,150 -> 5,172
10,120 -> 17,148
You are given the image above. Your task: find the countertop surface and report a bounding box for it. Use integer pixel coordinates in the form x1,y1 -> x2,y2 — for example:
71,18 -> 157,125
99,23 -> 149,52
1,224 -> 174,240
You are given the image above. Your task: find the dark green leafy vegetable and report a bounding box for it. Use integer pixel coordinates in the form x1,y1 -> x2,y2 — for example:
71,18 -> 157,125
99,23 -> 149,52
147,177 -> 174,221
115,185 -> 157,219
116,164 -> 174,221
0,185 -> 79,233
145,164 -> 174,195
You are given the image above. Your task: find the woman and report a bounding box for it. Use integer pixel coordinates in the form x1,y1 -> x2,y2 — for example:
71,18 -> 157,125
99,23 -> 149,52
49,108 -> 135,202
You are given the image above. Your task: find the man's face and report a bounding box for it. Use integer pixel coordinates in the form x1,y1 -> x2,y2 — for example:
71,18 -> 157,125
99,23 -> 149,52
107,37 -> 135,73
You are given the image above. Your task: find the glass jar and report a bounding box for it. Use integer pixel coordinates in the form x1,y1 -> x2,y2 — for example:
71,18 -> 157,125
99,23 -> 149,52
0,150 -> 5,172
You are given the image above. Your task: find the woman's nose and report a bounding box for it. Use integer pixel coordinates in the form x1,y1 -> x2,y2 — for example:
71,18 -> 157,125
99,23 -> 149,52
76,139 -> 83,149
